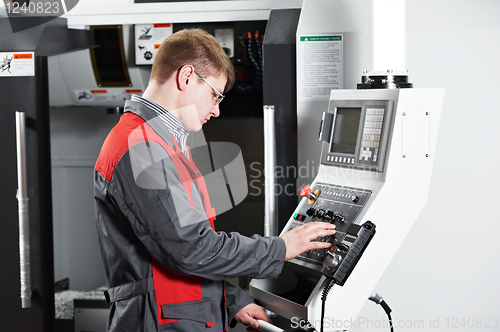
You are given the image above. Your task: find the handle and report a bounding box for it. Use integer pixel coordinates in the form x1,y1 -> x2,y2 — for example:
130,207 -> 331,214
263,105 -> 277,237
257,319 -> 284,332
16,111 -> 31,309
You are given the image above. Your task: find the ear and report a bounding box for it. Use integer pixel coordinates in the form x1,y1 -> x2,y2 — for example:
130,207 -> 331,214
177,65 -> 194,91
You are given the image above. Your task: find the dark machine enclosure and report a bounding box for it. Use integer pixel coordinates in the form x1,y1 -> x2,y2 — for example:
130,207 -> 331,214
0,17 -> 95,332
262,8 -> 301,234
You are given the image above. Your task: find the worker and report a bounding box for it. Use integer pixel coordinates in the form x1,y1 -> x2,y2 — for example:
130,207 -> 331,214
94,28 -> 336,332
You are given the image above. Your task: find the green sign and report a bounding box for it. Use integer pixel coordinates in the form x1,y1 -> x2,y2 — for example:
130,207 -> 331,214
300,36 -> 342,42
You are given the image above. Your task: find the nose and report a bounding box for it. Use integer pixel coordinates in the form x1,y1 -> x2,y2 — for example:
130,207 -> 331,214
211,103 -> 220,117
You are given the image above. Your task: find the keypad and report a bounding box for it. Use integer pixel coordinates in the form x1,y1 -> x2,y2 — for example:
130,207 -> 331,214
359,107 -> 385,162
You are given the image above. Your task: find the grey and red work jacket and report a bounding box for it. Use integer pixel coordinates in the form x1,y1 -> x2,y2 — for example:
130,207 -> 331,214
94,100 -> 286,332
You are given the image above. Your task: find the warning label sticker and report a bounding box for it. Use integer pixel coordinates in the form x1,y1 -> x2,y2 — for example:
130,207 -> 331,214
134,23 -> 173,65
72,88 -> 143,105
0,52 -> 35,77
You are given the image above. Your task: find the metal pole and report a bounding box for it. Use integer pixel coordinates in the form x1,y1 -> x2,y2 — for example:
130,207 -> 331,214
16,111 -> 31,308
263,105 -> 277,237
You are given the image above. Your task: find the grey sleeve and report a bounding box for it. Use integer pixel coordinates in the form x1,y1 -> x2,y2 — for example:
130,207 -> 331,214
109,141 -> 286,280
225,280 -> 254,327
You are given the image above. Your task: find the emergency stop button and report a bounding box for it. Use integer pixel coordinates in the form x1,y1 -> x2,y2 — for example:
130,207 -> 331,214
300,184 -> 320,204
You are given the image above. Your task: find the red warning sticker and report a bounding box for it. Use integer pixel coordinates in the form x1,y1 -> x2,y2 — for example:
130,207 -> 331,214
0,51 -> 35,76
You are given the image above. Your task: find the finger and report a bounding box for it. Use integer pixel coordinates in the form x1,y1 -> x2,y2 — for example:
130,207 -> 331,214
306,241 -> 333,250
238,313 -> 260,330
303,224 -> 336,235
308,221 -> 337,229
248,317 -> 260,330
238,314 -> 254,327
314,227 -> 337,236
305,229 -> 336,242
248,305 -> 272,324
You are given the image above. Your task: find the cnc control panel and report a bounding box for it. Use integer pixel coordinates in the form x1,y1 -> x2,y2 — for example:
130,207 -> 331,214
250,182 -> 376,316
282,182 -> 374,285
288,183 -> 372,266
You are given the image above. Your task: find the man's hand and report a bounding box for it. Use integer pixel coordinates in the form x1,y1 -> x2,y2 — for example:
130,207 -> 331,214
234,303 -> 272,332
280,221 -> 336,261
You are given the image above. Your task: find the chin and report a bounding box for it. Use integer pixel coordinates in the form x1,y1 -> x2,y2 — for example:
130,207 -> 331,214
190,124 -> 203,132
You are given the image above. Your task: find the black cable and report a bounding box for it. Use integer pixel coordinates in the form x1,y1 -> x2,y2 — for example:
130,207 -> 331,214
320,278 -> 335,332
387,312 -> 394,332
321,283 -> 394,332
234,33 -> 262,93
369,293 -> 394,332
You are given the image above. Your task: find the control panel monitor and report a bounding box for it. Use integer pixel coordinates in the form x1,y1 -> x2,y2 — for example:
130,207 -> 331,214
319,100 -> 394,172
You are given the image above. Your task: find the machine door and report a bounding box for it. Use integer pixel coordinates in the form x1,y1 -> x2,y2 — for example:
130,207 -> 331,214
0,58 -> 55,332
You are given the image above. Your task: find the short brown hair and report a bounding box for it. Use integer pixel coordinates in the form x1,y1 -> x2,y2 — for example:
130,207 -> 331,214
150,28 -> 234,92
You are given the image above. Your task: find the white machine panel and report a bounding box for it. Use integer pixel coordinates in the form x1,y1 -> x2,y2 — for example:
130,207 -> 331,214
250,88 -> 444,331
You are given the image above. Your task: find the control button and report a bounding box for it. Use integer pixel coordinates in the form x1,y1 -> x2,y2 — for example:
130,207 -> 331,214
351,195 -> 359,203
324,210 -> 334,222
300,184 -> 319,203
306,208 -> 317,217
316,209 -> 326,219
360,147 -> 372,161
334,214 -> 345,223
337,242 -> 349,252
300,185 -> 311,197
293,213 -> 306,221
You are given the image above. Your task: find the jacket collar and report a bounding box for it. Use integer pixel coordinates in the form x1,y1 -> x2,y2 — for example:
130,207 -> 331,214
123,99 -> 175,147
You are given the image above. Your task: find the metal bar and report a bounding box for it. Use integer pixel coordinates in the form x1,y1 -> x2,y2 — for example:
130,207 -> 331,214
263,105 -> 277,237
16,111 -> 31,309
257,319 -> 284,332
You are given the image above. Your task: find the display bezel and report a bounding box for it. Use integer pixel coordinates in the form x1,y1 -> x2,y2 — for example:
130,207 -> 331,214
320,99 -> 394,172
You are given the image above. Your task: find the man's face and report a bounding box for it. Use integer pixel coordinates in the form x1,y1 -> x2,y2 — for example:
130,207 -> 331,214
183,72 -> 226,132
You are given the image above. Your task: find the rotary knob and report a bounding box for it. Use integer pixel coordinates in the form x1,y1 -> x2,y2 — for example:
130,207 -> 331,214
324,210 -> 334,222
323,252 -> 342,272
316,209 -> 326,219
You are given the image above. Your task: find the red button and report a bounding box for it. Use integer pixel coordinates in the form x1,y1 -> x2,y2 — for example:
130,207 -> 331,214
300,185 -> 312,197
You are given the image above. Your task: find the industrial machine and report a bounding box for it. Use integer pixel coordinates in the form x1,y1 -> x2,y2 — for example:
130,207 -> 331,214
250,87 -> 444,331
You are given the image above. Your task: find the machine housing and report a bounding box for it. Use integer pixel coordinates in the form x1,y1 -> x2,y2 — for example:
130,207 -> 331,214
249,88 -> 444,331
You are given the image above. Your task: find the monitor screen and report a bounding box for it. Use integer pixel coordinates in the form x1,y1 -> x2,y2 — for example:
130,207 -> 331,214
90,25 -> 131,87
330,107 -> 362,154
